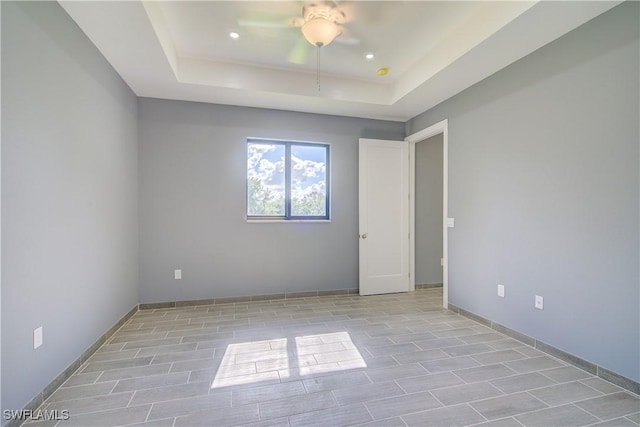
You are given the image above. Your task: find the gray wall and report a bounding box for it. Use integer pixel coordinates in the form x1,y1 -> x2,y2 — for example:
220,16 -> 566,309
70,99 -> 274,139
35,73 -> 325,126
408,2 -> 639,382
138,98 -> 404,303
1,1 -> 138,413
415,134 -> 443,285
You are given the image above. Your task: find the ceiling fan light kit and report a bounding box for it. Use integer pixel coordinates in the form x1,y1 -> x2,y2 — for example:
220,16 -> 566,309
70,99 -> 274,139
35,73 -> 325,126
300,2 -> 345,47
301,18 -> 341,47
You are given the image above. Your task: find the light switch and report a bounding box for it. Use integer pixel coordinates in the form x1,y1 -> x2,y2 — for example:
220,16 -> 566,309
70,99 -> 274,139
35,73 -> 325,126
447,218 -> 455,228
174,269 -> 182,280
497,284 -> 505,298
33,327 -> 43,349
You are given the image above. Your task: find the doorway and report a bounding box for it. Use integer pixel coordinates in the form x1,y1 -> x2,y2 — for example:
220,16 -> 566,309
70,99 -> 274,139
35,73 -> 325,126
407,120 -> 449,308
415,134 -> 443,288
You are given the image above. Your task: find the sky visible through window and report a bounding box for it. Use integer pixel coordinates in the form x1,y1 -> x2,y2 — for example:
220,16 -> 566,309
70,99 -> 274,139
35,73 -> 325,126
247,141 -> 328,218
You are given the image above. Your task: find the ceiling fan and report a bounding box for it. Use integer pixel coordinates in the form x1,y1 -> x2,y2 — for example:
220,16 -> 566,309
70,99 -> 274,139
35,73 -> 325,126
238,1 -> 360,65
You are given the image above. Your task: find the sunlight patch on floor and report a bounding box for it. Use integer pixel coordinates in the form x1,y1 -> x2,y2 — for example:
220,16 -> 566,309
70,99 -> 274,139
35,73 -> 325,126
211,332 -> 366,389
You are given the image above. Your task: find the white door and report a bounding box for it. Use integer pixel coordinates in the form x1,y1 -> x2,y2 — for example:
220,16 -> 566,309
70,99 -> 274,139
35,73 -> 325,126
359,138 -> 410,296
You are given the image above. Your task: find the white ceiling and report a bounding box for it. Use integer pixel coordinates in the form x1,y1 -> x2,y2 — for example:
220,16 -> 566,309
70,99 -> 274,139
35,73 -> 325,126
59,1 -> 620,122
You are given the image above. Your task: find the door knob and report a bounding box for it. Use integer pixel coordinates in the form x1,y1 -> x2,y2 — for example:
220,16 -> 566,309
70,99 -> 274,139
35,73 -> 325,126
360,233 -> 368,239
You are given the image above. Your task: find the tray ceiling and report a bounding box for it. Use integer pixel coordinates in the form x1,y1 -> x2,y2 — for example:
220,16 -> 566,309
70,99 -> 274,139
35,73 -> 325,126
59,1 -> 620,121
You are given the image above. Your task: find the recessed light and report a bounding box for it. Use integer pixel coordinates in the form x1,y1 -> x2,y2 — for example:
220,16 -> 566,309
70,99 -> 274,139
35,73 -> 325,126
229,32 -> 240,40
365,53 -> 375,60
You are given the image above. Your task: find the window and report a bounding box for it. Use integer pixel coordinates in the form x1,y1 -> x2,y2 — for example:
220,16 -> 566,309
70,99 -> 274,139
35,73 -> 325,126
247,139 -> 330,220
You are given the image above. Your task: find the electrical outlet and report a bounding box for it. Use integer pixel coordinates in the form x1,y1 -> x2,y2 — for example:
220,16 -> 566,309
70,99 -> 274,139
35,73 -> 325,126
497,284 -> 505,298
535,295 -> 544,310
174,269 -> 182,280
33,326 -> 43,349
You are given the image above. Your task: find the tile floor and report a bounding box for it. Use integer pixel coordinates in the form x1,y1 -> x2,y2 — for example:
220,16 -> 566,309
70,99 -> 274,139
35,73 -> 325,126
27,288 -> 639,427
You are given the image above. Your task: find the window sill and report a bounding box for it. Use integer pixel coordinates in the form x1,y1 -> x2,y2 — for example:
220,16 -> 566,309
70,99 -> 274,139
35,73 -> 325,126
246,218 -> 331,223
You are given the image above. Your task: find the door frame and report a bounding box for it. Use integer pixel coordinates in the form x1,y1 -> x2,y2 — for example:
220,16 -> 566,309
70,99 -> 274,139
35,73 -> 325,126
406,119 -> 449,309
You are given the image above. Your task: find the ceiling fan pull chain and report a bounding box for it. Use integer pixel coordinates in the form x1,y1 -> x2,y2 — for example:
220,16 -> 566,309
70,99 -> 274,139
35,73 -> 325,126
317,45 -> 321,91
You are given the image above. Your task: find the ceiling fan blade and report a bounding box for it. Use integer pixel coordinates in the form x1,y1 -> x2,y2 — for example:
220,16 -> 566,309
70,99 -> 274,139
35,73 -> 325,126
237,17 -> 296,29
334,35 -> 360,46
287,37 -> 311,65
333,27 -> 360,46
